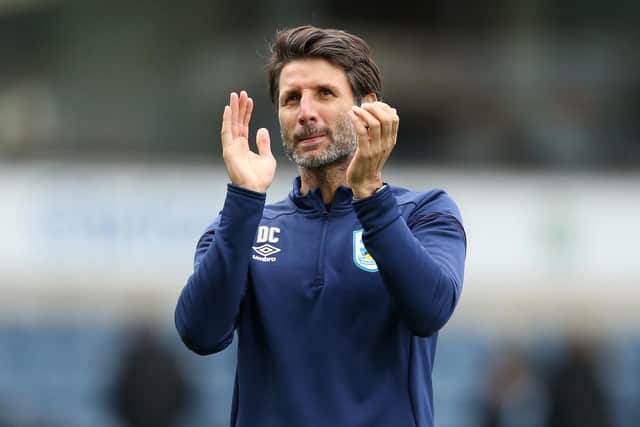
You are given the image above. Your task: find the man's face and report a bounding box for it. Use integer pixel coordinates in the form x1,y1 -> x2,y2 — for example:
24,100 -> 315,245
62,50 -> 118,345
278,58 -> 358,169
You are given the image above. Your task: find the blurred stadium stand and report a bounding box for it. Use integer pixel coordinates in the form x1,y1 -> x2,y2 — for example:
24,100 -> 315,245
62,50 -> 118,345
1,1 -> 639,426
0,324 -> 639,427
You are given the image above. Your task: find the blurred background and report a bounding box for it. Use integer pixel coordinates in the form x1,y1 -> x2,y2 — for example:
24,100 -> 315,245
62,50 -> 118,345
1,0 -> 639,426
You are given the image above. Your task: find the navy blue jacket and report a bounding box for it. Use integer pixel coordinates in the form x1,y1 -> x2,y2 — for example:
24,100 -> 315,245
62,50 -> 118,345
175,177 -> 466,427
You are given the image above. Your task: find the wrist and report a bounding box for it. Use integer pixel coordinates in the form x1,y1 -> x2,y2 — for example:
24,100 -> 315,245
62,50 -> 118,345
352,181 -> 385,200
231,181 -> 268,194
229,182 -> 268,194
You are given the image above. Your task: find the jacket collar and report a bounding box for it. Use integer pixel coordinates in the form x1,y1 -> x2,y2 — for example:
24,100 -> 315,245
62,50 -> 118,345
289,176 -> 354,212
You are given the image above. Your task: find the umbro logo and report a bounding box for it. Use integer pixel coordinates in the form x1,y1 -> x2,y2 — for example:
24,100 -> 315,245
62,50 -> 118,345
252,226 -> 281,263
252,244 -> 281,257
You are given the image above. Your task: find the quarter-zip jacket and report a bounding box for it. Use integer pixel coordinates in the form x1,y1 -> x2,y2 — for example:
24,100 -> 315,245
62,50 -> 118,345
175,177 -> 467,427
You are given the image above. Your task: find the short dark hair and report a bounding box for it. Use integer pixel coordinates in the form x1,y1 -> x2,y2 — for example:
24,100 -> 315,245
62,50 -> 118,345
266,25 -> 383,106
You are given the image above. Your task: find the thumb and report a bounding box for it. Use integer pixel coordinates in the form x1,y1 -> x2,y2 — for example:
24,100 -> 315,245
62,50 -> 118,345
256,128 -> 272,157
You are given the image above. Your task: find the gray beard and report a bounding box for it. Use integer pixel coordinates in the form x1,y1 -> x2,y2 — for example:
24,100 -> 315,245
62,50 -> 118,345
281,114 -> 357,169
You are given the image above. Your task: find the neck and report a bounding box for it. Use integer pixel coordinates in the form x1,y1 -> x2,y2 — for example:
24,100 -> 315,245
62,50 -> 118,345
298,156 -> 351,204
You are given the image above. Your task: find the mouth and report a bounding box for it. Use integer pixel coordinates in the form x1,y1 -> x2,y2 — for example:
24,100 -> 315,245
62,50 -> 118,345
297,134 -> 326,145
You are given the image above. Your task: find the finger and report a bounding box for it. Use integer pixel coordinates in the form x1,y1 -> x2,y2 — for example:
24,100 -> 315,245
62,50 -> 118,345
366,102 -> 398,151
238,91 -> 248,138
349,109 -> 371,157
221,105 -> 232,147
352,105 -> 382,150
363,101 -> 393,117
349,107 -> 368,132
243,97 -> 254,139
230,92 -> 239,137
361,102 -> 393,146
256,128 -> 272,157
390,108 -> 399,147
364,101 -> 392,114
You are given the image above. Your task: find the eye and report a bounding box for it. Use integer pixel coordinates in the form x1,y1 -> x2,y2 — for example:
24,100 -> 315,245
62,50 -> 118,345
319,88 -> 333,97
282,93 -> 300,106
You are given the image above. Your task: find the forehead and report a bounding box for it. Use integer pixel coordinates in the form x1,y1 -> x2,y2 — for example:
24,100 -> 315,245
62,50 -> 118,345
279,58 -> 351,93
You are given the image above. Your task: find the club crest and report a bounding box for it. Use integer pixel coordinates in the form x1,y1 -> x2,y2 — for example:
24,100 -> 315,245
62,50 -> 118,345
352,229 -> 378,272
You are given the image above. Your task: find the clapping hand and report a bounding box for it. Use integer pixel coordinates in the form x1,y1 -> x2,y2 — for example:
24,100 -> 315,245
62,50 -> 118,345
221,91 -> 277,193
347,101 -> 399,199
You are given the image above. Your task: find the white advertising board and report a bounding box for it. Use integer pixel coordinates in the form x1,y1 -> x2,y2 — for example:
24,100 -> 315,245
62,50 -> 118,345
1,162 -> 638,327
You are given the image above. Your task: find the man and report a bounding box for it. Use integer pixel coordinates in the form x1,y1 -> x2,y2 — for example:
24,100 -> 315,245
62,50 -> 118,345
175,25 -> 467,427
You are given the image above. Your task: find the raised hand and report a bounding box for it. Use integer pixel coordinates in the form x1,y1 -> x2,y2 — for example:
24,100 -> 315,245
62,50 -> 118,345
347,101 -> 399,199
221,91 -> 276,193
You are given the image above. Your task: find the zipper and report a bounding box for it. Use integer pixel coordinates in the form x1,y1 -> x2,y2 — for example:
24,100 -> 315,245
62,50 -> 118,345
313,210 -> 329,288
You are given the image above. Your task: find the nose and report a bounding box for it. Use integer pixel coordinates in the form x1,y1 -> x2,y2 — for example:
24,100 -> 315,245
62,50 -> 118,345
297,93 -> 317,126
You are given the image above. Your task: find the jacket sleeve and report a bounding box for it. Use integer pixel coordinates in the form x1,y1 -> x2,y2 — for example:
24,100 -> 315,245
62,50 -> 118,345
175,184 -> 266,355
353,186 -> 467,338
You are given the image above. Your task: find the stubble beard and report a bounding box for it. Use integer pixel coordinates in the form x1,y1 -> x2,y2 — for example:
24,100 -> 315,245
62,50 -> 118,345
281,113 -> 357,169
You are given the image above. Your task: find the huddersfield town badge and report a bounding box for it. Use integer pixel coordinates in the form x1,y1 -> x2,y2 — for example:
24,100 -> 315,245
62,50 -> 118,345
352,229 -> 378,272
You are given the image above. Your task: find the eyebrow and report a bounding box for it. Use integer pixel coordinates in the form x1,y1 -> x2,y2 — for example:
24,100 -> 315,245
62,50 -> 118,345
279,83 -> 341,102
279,88 -> 299,102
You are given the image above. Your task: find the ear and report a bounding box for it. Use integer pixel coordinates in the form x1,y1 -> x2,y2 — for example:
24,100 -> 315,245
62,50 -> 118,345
361,93 -> 377,104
